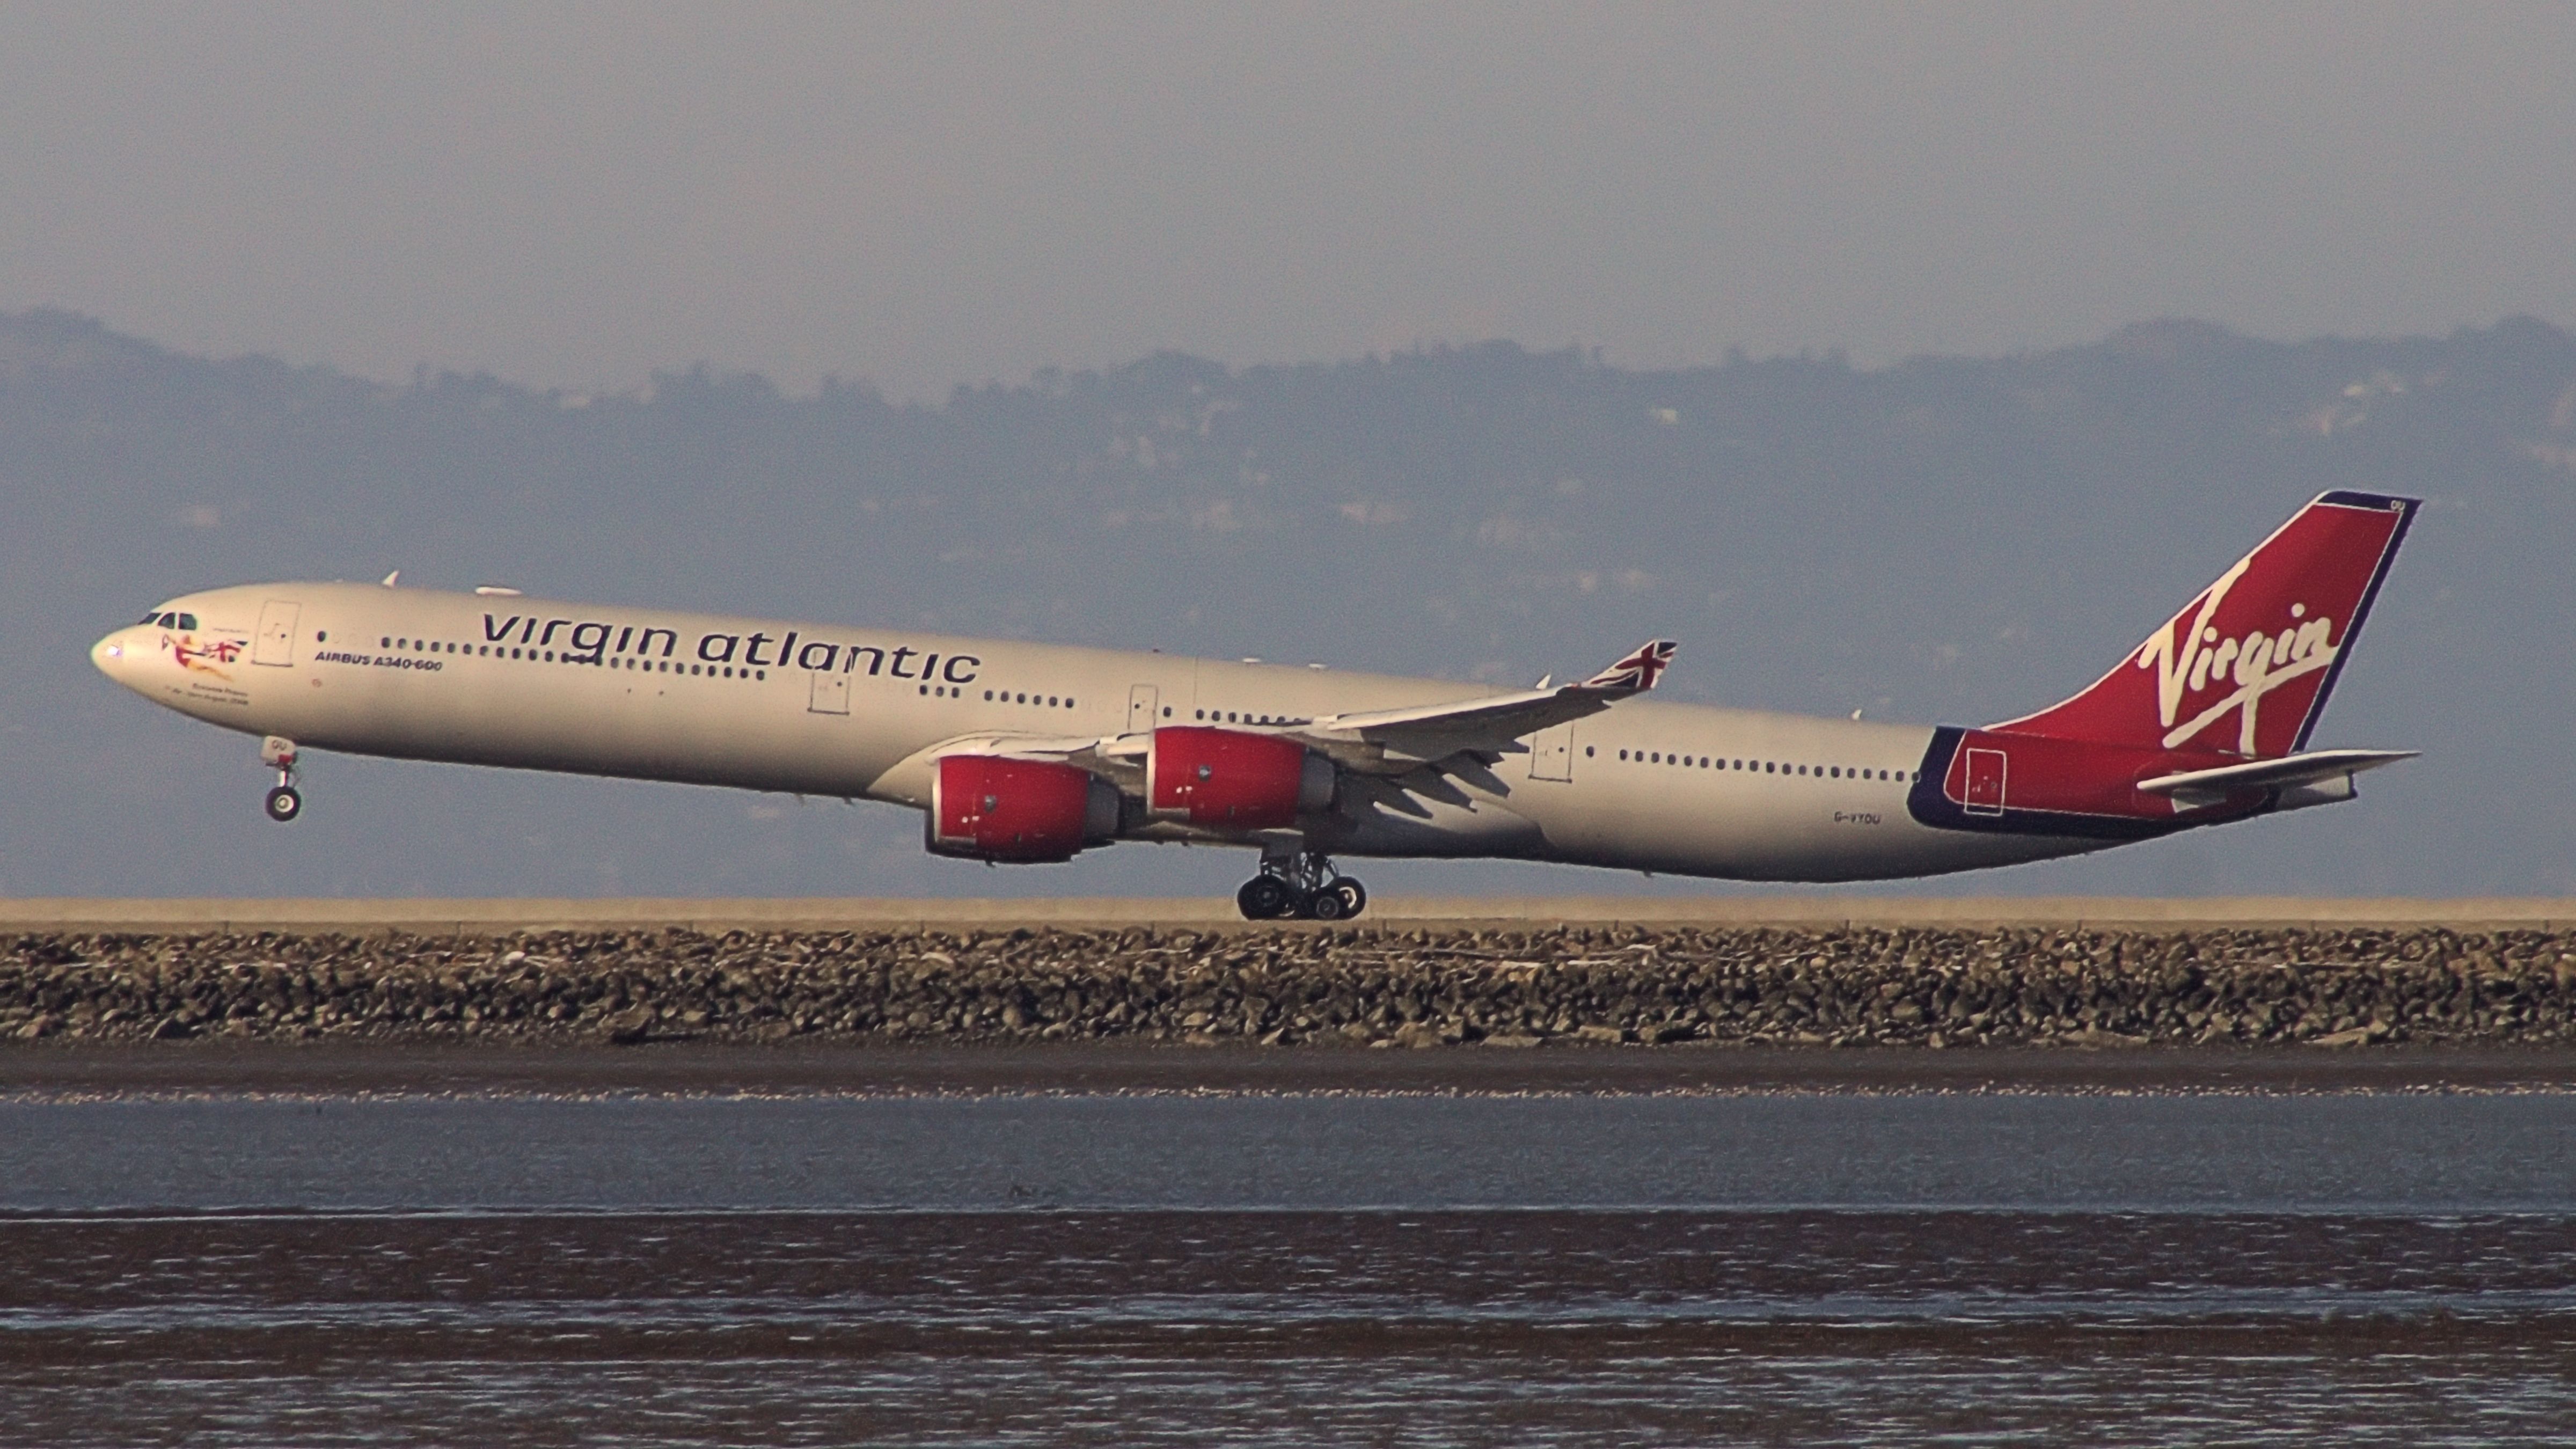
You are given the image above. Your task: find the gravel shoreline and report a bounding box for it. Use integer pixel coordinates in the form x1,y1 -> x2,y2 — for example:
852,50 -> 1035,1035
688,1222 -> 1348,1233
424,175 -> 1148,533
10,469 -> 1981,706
8,925 -> 2574,1050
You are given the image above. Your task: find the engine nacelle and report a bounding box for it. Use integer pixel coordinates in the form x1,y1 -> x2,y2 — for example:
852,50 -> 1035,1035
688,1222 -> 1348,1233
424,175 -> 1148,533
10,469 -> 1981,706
1146,726 -> 1336,829
927,755 -> 1122,863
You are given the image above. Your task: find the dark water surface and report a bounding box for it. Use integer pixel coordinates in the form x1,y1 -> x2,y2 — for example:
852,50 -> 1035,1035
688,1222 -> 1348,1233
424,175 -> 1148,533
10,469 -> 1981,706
6,1093 -> 2574,1445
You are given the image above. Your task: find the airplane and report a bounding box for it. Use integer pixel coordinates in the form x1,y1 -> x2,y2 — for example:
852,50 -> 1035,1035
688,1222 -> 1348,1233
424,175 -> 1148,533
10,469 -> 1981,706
90,491 -> 2418,920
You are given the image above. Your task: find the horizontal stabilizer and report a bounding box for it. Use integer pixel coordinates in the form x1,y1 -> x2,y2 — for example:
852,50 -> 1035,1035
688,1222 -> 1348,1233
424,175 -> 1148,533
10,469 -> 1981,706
2136,748 -> 2417,799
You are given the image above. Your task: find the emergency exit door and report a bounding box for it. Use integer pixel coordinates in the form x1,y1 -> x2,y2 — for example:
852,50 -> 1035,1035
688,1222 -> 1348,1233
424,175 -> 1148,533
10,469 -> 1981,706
1528,721 -> 1577,782
809,669 -> 850,714
252,601 -> 300,667
1963,747 -> 2007,815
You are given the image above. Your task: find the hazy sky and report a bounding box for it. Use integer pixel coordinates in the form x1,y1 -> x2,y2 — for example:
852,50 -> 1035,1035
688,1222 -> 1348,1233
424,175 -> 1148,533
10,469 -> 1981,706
4,2 -> 2570,398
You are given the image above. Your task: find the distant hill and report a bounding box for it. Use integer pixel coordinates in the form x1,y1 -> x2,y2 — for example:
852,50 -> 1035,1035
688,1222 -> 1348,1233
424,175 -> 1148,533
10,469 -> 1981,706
6,309 -> 2568,897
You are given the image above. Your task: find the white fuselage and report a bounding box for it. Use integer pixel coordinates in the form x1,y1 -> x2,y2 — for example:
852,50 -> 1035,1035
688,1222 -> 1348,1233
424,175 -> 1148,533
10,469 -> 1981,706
93,581 -> 2095,882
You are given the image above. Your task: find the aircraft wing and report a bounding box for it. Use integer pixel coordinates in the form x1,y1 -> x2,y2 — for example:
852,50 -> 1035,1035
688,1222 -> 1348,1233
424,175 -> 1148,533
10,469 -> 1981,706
933,639 -> 1676,781
1298,639 -> 1677,770
2136,748 -> 2417,804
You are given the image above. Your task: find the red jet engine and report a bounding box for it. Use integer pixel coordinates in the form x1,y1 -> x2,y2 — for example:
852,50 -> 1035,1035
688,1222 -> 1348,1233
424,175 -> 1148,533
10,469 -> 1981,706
1146,726 -> 1336,829
927,755 -> 1122,862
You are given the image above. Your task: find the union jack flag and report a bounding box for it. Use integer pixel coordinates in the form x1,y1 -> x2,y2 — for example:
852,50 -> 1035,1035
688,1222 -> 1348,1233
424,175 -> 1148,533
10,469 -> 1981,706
1582,639 -> 1676,692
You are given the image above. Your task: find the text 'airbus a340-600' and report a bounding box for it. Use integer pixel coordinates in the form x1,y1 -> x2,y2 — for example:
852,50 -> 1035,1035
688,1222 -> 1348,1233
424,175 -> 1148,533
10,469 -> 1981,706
94,492 -> 2417,918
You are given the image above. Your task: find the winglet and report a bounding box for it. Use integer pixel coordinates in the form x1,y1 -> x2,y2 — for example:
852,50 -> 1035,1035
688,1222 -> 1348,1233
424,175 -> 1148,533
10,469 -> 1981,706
1580,639 -> 1677,692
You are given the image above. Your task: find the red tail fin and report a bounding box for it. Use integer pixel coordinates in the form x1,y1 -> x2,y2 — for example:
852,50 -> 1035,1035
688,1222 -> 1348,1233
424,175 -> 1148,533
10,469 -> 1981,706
1994,491 -> 2417,758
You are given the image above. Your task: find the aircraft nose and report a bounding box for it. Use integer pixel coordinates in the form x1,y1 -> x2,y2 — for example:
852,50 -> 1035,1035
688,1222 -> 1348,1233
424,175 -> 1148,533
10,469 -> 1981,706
91,628 -> 135,680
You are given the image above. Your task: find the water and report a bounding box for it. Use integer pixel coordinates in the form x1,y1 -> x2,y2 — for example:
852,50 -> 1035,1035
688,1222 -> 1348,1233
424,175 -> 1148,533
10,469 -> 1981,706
5,1092 -> 2574,1444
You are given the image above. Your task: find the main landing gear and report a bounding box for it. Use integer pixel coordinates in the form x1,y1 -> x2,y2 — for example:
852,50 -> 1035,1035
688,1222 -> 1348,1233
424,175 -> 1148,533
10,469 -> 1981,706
261,735 -> 302,823
1236,851 -> 1368,921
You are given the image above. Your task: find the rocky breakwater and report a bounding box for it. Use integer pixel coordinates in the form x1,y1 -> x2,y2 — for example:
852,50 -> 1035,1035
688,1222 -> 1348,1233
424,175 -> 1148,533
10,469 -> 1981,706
5,925 -> 2575,1048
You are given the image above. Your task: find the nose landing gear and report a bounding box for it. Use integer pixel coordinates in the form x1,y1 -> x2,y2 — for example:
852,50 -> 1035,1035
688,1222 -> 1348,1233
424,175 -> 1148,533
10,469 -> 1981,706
260,736 -> 302,823
1236,851 -> 1368,921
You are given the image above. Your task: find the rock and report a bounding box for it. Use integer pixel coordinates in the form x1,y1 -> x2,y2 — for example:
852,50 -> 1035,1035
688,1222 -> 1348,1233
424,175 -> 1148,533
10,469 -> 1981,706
1,923 -> 2568,1051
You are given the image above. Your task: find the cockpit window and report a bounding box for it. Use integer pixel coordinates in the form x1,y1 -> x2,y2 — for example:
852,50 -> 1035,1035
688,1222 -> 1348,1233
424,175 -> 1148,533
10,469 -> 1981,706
175,613 -> 197,631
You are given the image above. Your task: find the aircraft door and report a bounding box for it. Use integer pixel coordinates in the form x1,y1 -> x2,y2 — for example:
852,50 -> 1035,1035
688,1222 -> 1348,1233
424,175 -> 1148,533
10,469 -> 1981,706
809,669 -> 851,715
252,601 -> 301,667
1528,721 -> 1576,782
1127,684 -> 1159,734
1964,747 -> 2007,815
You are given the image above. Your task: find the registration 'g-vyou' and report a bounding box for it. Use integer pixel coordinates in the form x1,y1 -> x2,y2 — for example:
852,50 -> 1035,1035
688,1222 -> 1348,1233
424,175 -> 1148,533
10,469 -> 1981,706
93,492 -> 2418,919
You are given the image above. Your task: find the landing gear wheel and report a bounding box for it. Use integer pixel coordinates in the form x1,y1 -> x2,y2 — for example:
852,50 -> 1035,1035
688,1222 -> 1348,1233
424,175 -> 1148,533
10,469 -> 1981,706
1240,851 -> 1367,922
1329,877 -> 1367,919
264,785 -> 303,823
1237,875 -> 1295,920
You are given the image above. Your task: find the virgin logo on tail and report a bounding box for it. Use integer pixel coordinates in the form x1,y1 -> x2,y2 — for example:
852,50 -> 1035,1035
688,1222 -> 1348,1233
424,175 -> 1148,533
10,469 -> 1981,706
1996,492 -> 2416,759
2136,566 -> 2340,755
